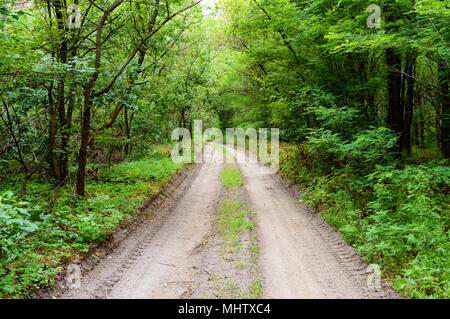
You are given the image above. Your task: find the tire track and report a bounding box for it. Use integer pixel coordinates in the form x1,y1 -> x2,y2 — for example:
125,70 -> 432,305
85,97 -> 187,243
59,145 -> 223,299
225,145 -> 398,299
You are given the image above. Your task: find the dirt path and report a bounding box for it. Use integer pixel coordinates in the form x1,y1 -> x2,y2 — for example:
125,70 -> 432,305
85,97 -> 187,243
60,145 -> 224,299
57,144 -> 397,299
223,145 -> 398,299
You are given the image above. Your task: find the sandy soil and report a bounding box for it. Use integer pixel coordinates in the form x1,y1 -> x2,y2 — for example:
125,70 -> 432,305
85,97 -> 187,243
223,145 -> 398,299
53,144 -> 398,299
59,145 -> 224,299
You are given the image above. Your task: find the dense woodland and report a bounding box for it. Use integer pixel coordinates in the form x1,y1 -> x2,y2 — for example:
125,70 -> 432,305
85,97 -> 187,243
0,0 -> 448,298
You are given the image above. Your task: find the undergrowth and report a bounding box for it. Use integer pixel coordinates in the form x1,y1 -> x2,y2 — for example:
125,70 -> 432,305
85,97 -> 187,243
217,197 -> 253,254
0,146 -> 181,298
278,136 -> 449,299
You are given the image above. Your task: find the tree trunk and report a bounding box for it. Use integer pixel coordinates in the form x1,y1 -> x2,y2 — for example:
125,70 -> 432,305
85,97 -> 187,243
47,83 -> 60,179
60,85 -> 75,180
53,0 -> 69,181
59,39 -> 79,181
436,104 -> 442,150
21,174 -> 27,196
438,65 -> 450,158
402,52 -> 416,155
123,106 -> 130,156
386,48 -> 404,152
418,109 -> 425,149
75,0 -> 123,196
76,93 -> 92,197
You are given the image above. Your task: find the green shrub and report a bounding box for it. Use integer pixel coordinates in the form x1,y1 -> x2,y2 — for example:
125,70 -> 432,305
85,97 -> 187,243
0,150 -> 182,298
279,140 -> 450,298
100,155 -> 181,182
221,165 -> 242,190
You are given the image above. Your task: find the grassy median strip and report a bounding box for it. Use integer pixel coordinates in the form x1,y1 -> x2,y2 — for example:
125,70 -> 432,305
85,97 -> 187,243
217,197 -> 253,254
220,165 -> 242,191
212,163 -> 261,298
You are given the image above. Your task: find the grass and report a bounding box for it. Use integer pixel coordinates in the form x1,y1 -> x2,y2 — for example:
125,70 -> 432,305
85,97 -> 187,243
99,156 -> 180,182
217,197 -> 253,254
220,165 -> 242,190
244,278 -> 263,299
278,142 -> 450,299
0,146 -> 182,298
206,273 -> 262,299
218,164 -> 249,253
213,164 -> 261,299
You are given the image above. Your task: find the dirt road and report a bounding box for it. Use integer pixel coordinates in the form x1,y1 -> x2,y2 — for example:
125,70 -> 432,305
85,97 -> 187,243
223,145 -> 397,299
57,144 -> 397,299
60,145 -> 224,299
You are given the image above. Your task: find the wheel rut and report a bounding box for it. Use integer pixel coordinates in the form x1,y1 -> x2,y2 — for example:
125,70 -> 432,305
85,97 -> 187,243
56,144 -> 398,299
59,145 -> 223,299
224,145 -> 398,299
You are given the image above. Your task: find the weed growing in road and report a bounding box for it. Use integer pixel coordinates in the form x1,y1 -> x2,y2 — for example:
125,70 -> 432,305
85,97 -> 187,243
220,165 -> 242,190
205,164 -> 262,299
244,278 -> 263,299
217,198 -> 253,254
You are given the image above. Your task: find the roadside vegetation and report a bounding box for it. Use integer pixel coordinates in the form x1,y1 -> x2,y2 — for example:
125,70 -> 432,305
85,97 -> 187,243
279,142 -> 449,298
0,146 -> 181,298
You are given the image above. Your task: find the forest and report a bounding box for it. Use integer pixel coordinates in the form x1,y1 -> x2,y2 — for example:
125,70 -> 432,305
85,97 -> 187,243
0,0 -> 448,299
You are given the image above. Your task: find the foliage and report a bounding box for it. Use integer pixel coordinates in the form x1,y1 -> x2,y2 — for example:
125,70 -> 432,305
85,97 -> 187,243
0,150 -> 181,298
217,198 -> 253,254
1,0 -> 449,300
99,155 -> 181,182
279,140 -> 449,298
218,165 -> 254,255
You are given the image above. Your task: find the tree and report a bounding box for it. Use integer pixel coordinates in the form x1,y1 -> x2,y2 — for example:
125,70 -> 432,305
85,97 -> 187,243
75,0 -> 203,196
